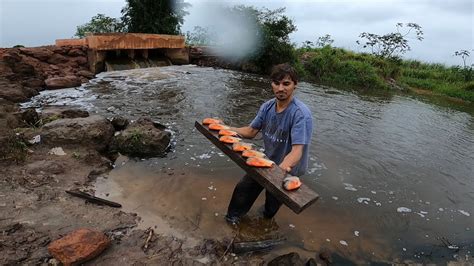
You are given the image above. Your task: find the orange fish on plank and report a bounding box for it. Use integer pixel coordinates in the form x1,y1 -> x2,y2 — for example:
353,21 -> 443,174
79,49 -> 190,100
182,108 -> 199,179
246,157 -> 274,168
202,118 -> 223,125
242,150 -> 266,158
219,136 -> 241,144
218,129 -> 239,136
232,142 -> 253,152
282,176 -> 301,191
208,123 -> 230,131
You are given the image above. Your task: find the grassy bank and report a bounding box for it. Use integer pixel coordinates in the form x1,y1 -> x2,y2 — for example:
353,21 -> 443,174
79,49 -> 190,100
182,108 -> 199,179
295,46 -> 474,102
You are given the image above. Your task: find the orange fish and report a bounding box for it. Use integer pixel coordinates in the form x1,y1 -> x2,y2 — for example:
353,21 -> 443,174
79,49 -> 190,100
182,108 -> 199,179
219,129 -> 238,136
242,150 -> 266,158
219,135 -> 241,144
208,123 -> 230,131
232,142 -> 253,152
282,176 -> 301,191
246,157 -> 274,168
202,118 -> 223,125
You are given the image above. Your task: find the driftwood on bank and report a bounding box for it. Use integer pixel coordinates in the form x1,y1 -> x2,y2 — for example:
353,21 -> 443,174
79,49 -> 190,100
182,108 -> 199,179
65,189 -> 122,208
232,238 -> 286,254
195,121 -> 319,214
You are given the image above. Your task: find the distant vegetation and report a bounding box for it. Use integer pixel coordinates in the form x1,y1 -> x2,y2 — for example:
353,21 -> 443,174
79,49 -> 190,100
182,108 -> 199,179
76,1 -> 473,102
186,6 -> 473,102
75,14 -> 125,38
75,0 -> 189,37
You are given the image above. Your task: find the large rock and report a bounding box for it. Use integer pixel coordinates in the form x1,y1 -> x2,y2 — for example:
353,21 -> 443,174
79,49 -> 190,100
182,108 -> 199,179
19,47 -> 54,61
76,70 -> 94,79
110,117 -> 171,157
45,76 -> 82,89
0,81 -> 38,102
47,228 -> 110,265
21,77 -> 45,88
47,53 -> 69,65
42,115 -> 114,151
68,48 -> 85,57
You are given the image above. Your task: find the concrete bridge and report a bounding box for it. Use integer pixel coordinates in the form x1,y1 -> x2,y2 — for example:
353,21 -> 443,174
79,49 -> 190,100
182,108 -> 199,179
56,33 -> 189,73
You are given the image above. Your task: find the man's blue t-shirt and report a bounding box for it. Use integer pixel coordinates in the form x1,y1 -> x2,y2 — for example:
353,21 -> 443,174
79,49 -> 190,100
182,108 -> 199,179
250,97 -> 313,176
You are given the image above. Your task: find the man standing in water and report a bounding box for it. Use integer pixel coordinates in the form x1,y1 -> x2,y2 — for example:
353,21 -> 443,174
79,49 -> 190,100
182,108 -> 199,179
225,63 -> 313,225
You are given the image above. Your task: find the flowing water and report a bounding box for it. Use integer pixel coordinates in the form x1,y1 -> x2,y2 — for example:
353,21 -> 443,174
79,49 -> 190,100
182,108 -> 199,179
25,66 -> 474,263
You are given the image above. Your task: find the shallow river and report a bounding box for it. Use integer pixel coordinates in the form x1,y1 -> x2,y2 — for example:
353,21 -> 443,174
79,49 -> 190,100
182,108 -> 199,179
26,66 -> 474,263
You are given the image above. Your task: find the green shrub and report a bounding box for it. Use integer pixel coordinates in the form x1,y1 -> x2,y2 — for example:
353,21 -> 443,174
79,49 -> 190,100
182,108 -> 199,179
331,60 -> 387,89
461,81 -> 474,91
0,132 -> 28,163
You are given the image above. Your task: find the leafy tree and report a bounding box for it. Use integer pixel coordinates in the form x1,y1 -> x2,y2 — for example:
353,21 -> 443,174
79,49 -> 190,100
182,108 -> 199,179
75,14 -> 125,38
251,7 -> 298,73
301,40 -> 315,49
302,34 -> 334,49
357,23 -> 424,60
316,34 -> 334,47
121,0 -> 190,35
454,50 -> 473,81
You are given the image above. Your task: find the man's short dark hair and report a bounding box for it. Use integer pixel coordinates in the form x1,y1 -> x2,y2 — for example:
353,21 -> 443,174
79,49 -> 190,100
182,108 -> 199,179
270,63 -> 298,85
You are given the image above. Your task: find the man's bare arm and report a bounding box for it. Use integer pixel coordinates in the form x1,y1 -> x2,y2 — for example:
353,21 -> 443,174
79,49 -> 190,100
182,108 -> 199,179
279,144 -> 304,173
229,126 -> 259,139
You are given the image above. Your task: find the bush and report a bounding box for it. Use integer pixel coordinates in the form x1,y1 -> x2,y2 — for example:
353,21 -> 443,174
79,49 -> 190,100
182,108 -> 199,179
461,81 -> 474,91
331,60 -> 387,89
0,132 -> 28,163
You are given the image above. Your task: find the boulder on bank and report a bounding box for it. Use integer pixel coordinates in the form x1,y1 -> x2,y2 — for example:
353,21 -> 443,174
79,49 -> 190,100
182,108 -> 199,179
42,115 -> 114,151
45,76 -> 82,89
110,115 -> 129,131
0,82 -> 29,102
110,117 -> 171,157
41,106 -> 89,122
19,47 -> 54,61
48,228 -> 110,265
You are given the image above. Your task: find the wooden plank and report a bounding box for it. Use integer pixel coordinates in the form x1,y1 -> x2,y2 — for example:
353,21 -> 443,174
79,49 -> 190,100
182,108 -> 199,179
195,121 -> 319,214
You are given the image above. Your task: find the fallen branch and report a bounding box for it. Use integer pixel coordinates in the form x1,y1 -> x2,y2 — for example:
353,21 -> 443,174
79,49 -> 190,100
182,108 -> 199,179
142,227 -> 154,251
220,232 -> 238,261
232,238 -> 286,254
65,189 -> 122,208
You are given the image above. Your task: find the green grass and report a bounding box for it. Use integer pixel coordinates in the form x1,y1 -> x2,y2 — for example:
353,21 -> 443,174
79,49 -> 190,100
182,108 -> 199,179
296,46 -> 474,102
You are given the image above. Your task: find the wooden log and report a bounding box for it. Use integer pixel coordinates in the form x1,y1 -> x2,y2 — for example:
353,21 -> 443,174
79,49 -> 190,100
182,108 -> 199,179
232,238 -> 286,254
66,189 -> 122,208
194,121 -> 319,214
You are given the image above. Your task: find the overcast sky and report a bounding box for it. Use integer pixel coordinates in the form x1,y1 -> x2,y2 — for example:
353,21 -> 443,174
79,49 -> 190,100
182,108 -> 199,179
1,0 -> 472,65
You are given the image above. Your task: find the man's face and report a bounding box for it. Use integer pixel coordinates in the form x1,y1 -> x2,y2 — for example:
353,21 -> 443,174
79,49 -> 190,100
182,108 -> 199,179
271,76 -> 296,101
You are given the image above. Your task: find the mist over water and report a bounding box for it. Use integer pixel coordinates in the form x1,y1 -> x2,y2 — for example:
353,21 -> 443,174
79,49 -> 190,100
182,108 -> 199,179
184,3 -> 261,60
